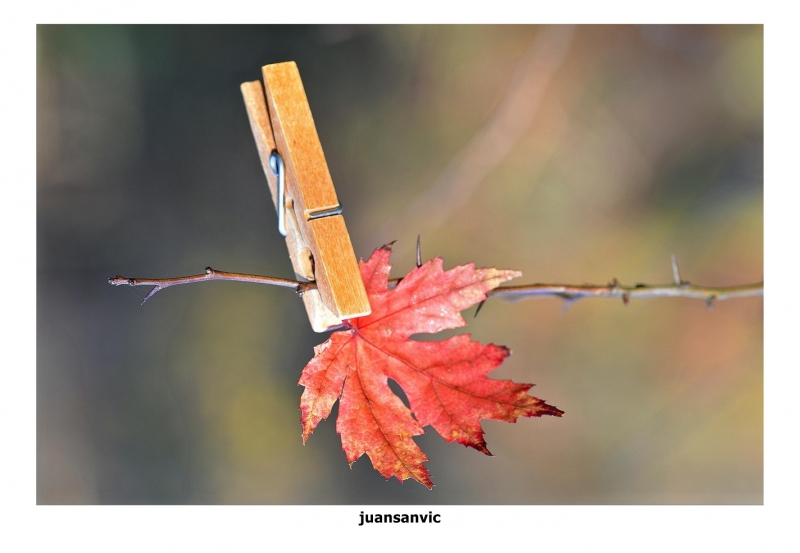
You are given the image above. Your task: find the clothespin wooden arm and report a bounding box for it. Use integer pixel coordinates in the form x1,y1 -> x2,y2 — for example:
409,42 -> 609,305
240,62 -> 371,332
241,79 -> 315,283
240,81 -> 279,209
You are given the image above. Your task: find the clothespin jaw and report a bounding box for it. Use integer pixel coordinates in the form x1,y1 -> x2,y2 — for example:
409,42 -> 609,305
241,62 -> 371,332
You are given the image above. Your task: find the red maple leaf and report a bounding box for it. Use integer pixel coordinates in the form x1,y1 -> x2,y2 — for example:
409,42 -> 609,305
299,244 -> 563,488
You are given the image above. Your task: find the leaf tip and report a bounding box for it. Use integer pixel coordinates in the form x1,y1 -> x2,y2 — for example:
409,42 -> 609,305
480,267 -> 523,292
410,471 -> 435,490
301,423 -> 313,444
536,400 -> 565,418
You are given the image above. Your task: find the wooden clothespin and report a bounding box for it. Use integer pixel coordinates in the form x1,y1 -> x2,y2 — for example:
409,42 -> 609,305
240,62 -> 371,332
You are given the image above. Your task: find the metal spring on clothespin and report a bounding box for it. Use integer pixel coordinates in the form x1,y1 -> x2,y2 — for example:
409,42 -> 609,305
269,151 -> 287,237
241,61 -> 371,331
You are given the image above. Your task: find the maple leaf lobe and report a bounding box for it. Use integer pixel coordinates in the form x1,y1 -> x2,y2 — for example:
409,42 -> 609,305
298,244 -> 562,488
298,330 -> 355,443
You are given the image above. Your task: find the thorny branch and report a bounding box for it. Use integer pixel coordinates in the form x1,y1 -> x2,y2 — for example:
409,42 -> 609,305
109,256 -> 762,310
485,279 -> 762,309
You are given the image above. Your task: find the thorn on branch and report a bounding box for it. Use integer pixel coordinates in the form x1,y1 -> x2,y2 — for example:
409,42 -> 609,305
671,254 -> 681,286
706,296 -> 715,311
142,286 -> 161,304
474,300 -> 486,318
671,255 -> 691,287
561,297 -> 578,313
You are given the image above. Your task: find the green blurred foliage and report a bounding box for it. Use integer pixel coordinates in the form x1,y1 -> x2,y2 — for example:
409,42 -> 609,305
37,25 -> 762,504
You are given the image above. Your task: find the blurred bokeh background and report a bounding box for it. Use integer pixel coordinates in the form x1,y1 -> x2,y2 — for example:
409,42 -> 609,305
37,25 -> 762,504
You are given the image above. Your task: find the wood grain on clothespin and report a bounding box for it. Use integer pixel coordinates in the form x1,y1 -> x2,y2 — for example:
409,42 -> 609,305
241,62 -> 371,331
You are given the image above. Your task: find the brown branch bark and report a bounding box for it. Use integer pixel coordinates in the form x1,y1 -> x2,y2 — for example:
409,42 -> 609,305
109,267 -> 762,309
487,279 -> 763,309
108,267 -> 307,305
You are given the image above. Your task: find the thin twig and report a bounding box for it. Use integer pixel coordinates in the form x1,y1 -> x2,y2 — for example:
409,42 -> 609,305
108,267 -> 311,305
487,279 -> 763,309
109,267 -> 762,309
